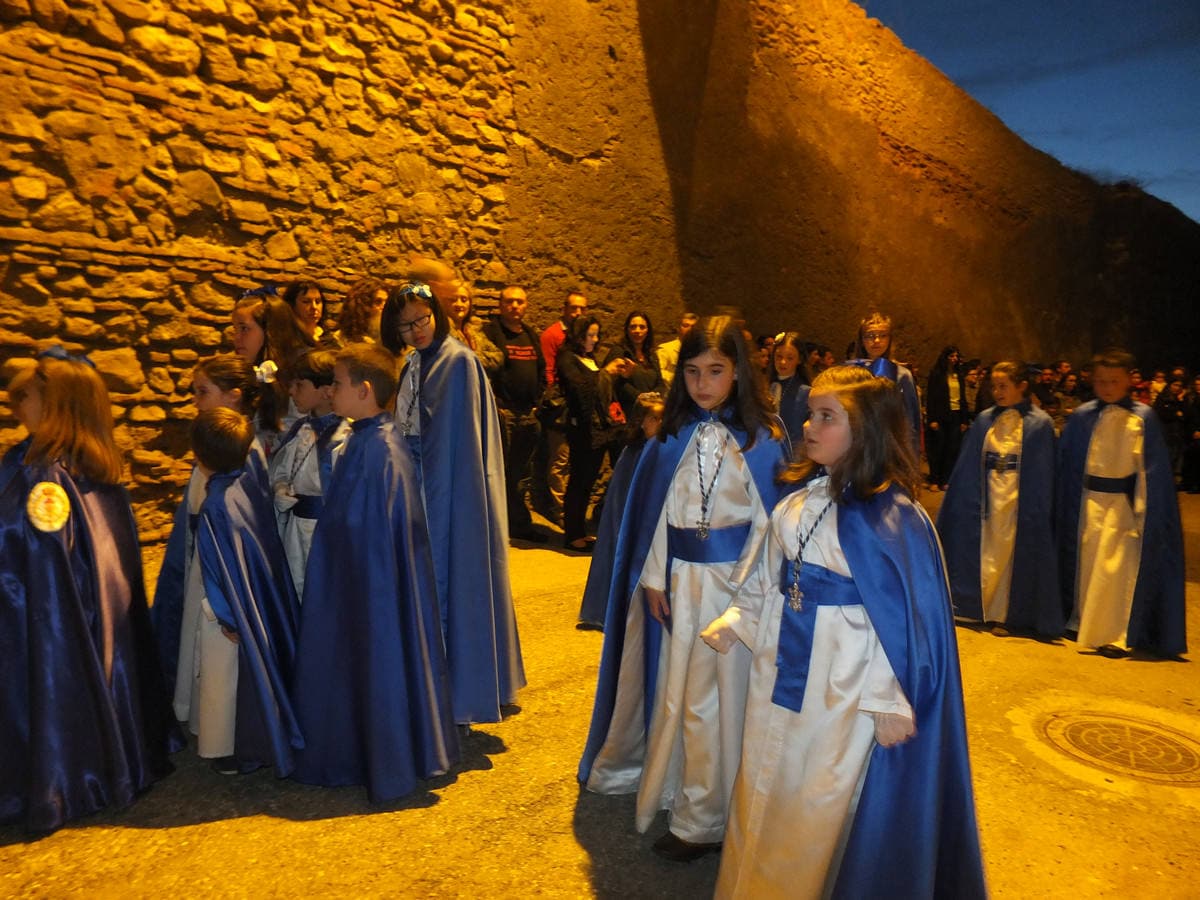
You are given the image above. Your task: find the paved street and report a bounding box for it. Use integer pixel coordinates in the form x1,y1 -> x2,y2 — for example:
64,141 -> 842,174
2,492 -> 1198,898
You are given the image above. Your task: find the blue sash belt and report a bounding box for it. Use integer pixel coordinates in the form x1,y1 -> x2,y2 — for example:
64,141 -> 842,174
984,451 -> 1019,472
666,522 -> 751,564
772,561 -> 862,712
982,451 -> 1020,517
1085,473 -> 1136,504
292,494 -> 324,519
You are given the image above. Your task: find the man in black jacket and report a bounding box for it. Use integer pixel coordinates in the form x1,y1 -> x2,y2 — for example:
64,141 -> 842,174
484,285 -> 549,543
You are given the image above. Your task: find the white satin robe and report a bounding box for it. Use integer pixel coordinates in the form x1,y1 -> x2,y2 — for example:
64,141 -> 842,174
715,478 -> 912,899
172,466 -> 239,758
269,418 -> 349,600
980,409 -> 1022,623
1070,405 -> 1146,649
586,421 -> 766,844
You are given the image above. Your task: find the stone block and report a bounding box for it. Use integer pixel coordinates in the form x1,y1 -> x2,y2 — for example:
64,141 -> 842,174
106,0 -> 166,25
129,403 -> 167,422
228,197 -> 271,224
0,111 -> 48,142
30,191 -> 95,231
63,315 -> 106,340
265,231 -> 300,260
0,185 -> 29,220
91,350 -> 146,393
127,26 -> 202,75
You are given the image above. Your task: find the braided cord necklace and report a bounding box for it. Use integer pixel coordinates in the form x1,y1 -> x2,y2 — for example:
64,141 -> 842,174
398,359 -> 420,435
788,494 -> 835,611
695,422 -> 727,540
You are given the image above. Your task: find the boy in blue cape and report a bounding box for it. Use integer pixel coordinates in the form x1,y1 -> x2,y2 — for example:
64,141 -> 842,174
1057,348 -> 1186,658
291,343 -> 459,802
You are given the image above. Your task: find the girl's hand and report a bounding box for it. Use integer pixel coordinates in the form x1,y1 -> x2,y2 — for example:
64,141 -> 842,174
645,586 -> 670,624
220,625 -> 240,645
874,712 -> 915,747
700,619 -> 738,654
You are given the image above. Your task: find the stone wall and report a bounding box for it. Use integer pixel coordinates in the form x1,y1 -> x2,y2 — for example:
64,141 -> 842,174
3,0 -> 1198,539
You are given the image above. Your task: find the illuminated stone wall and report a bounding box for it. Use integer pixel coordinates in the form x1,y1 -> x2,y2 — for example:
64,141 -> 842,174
2,0 -> 1197,537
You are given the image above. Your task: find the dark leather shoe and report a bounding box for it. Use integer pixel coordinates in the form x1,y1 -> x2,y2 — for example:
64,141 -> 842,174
1096,644 -> 1128,659
651,831 -> 722,862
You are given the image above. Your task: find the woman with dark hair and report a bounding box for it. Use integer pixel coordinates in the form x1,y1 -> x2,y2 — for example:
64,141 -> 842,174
282,280 -> 332,347
925,345 -> 966,491
603,310 -> 665,420
560,315 -> 633,551
334,277 -> 388,345
380,281 -> 525,726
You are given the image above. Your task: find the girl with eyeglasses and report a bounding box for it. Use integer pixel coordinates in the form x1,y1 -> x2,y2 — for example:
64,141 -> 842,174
381,281 -> 525,727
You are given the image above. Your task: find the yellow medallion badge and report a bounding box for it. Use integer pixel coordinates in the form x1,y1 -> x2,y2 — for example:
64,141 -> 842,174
27,481 -> 70,533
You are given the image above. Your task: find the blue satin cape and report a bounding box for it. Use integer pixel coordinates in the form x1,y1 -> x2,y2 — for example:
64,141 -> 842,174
194,468 -> 304,774
1056,400 -> 1186,656
404,335 -> 525,723
1,460 -> 181,831
937,403 -> 1064,635
578,439 -> 648,627
291,414 -> 459,802
831,485 -> 987,899
774,376 -> 811,451
577,412 -> 787,783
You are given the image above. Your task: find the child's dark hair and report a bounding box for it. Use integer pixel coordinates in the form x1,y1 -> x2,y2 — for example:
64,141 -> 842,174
852,310 -> 893,359
991,360 -> 1030,396
782,365 -> 920,501
191,407 -> 254,475
292,349 -> 337,388
659,315 -> 781,451
336,343 -> 399,409
194,354 -> 261,419
1092,348 -> 1136,372
772,331 -> 811,385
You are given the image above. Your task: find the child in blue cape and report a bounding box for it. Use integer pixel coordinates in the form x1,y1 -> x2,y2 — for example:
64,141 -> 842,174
1057,348 -> 1186,658
938,361 -> 1063,637
291,343 -> 458,802
708,365 -> 985,899
578,316 -> 788,862
185,408 -> 303,775
2,352 -> 179,830
269,349 -> 350,600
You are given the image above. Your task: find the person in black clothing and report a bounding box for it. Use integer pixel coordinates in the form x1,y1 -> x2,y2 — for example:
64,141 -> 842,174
557,315 -> 632,551
1181,374 -> 1200,493
925,345 -> 966,491
1154,375 -> 1188,481
483,285 -> 549,543
603,310 -> 666,421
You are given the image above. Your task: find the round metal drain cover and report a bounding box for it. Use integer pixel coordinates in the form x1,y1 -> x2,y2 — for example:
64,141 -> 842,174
1040,712 -> 1200,785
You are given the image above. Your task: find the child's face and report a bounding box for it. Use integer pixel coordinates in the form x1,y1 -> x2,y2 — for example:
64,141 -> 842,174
683,348 -> 737,411
330,363 -> 364,418
398,301 -> 436,351
12,378 -> 43,431
861,326 -> 890,360
822,350 -> 836,369
803,390 -> 852,468
990,373 -> 1026,408
1093,365 -> 1133,405
450,286 -> 471,328
291,377 -> 325,415
773,343 -> 800,380
231,308 -> 265,363
193,372 -> 241,413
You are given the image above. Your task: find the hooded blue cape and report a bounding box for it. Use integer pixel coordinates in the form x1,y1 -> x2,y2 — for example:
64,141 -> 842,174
773,376 -> 810,450
1,460 -> 180,831
577,412 -> 787,783
291,414 -> 459,803
1056,399 -> 1186,656
404,335 -> 525,723
194,468 -> 304,774
937,402 -> 1063,635
831,485 -> 987,899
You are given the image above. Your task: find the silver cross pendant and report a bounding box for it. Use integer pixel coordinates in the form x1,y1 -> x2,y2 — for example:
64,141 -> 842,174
788,581 -> 803,612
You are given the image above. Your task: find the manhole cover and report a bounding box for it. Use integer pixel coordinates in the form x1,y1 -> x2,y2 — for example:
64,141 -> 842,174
1040,712 -> 1200,785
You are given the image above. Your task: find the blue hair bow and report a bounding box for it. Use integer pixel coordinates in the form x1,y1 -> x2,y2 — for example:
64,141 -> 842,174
38,345 -> 96,369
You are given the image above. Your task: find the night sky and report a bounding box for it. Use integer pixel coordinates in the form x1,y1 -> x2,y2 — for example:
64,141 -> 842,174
858,1 -> 1200,224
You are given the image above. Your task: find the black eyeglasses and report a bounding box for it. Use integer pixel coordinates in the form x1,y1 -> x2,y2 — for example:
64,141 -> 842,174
397,313 -> 433,334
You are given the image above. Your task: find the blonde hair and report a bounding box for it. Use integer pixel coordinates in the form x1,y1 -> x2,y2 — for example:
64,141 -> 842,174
25,357 -> 123,484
